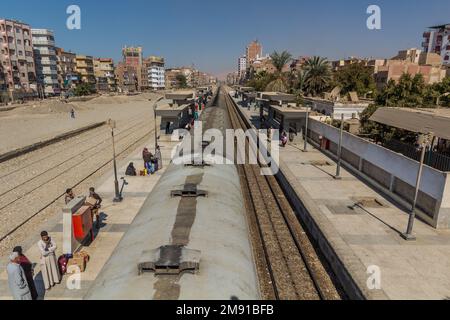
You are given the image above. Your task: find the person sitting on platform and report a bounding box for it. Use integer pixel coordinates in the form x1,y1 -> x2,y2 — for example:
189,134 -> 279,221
125,162 -> 137,176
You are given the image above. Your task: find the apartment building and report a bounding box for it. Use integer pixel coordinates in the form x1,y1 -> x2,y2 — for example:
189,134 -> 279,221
422,24 -> 450,66
122,46 -> 143,90
56,48 -> 77,90
0,19 -> 37,99
142,56 -> 165,90
392,48 -> 442,67
373,59 -> 446,89
246,40 -> 262,65
227,72 -> 239,86
238,56 -> 246,79
94,58 -> 116,92
32,29 -> 60,95
116,62 -> 139,92
75,55 -> 96,84
331,57 -> 370,71
251,55 -> 277,74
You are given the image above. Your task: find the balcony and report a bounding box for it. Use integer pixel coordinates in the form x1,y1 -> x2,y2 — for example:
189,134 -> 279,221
35,47 -> 56,55
33,39 -> 55,46
31,29 -> 54,37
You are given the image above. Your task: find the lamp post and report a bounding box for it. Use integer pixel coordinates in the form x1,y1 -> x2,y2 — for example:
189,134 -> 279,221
401,133 -> 432,241
108,119 -> 122,203
303,104 -> 310,152
151,96 -> 164,153
437,92 -> 450,108
335,113 -> 345,180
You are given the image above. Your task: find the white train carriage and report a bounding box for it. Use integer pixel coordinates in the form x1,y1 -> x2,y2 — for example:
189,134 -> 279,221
85,157 -> 260,300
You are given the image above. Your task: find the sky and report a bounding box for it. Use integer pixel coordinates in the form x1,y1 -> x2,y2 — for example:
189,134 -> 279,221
3,0 -> 450,78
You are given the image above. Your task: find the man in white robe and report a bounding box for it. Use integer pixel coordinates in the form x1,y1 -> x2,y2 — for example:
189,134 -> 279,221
38,231 -> 61,290
7,252 -> 32,300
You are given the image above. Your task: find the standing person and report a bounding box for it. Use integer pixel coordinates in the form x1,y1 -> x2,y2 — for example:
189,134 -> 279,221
142,148 -> 152,174
7,252 -> 32,300
86,187 -> 102,229
38,231 -> 61,291
281,131 -> 288,147
64,188 -> 75,205
155,145 -> 162,171
13,246 -> 38,300
70,108 -> 75,119
165,122 -> 171,134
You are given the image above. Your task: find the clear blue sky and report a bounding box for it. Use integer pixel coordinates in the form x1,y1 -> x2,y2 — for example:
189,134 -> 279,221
3,0 -> 450,77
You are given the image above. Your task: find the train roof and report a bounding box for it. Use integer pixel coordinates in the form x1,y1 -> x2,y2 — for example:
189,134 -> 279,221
84,159 -> 260,300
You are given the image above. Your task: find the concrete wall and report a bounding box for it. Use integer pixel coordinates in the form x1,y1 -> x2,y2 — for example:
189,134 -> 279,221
308,118 -> 450,229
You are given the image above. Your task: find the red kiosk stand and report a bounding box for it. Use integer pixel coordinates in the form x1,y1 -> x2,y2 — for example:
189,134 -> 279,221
72,205 -> 94,243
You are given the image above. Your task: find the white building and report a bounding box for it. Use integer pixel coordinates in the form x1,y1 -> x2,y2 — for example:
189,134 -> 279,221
31,29 -> 60,95
423,24 -> 450,65
144,56 -> 165,90
238,56 -> 247,79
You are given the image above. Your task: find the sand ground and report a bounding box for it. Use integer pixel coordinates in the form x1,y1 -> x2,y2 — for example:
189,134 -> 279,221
0,93 -> 160,154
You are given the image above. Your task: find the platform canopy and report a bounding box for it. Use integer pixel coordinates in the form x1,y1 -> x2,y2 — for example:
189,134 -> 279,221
260,92 -> 296,102
370,107 -> 450,140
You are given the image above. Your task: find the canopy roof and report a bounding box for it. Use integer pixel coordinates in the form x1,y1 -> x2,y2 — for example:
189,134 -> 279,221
370,107 -> 450,140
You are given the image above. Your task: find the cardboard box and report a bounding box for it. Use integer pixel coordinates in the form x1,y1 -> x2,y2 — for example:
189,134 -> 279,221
67,256 -> 86,273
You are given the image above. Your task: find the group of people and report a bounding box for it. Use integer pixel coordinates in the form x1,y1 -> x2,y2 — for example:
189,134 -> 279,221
7,231 -> 60,300
65,187 -> 103,229
7,186 -> 104,300
125,146 -> 162,177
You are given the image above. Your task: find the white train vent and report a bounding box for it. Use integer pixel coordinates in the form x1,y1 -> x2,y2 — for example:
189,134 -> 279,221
171,183 -> 207,198
138,245 -> 201,275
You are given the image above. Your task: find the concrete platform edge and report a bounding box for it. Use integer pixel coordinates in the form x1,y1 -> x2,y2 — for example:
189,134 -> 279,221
276,158 -> 390,300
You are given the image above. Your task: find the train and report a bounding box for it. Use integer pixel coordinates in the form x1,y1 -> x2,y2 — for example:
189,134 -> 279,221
84,154 -> 260,300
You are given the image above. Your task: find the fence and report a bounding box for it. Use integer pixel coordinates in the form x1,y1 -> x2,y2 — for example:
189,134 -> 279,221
383,139 -> 450,172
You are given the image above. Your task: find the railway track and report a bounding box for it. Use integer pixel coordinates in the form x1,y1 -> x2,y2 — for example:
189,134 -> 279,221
0,114 -> 156,243
221,86 -> 341,300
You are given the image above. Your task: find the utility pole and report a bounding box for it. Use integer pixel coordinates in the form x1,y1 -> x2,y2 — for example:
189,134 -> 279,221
108,119 -> 122,202
335,113 -> 344,179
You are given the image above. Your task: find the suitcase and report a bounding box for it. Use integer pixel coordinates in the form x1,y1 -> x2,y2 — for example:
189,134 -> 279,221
58,255 -> 69,275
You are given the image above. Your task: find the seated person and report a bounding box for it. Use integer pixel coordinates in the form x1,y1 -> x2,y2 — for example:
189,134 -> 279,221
125,162 -> 137,176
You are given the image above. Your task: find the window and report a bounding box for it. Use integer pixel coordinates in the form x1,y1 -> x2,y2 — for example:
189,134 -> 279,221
17,39 -> 21,45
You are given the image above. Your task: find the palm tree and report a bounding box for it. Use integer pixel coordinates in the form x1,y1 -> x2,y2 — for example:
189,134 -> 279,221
270,51 -> 292,74
294,69 -> 309,95
265,50 -> 292,92
303,56 -> 331,96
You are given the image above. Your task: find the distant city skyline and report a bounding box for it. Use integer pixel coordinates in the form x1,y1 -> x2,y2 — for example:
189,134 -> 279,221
3,0 -> 450,78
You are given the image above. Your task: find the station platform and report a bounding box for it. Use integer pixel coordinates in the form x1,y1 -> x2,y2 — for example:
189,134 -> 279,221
0,136 -> 177,300
234,96 -> 450,300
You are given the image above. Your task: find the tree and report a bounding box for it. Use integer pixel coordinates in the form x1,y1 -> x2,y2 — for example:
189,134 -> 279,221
375,73 -> 426,108
265,50 -> 292,92
246,71 -> 276,92
303,56 -> 331,96
175,74 -> 188,88
270,50 -> 292,74
74,83 -> 96,96
333,63 -> 375,96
